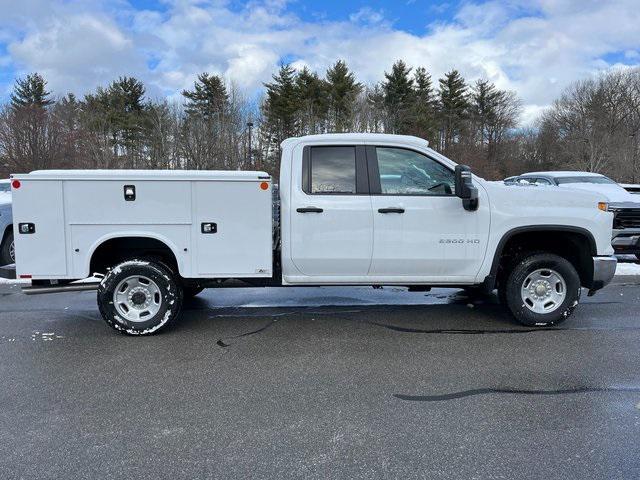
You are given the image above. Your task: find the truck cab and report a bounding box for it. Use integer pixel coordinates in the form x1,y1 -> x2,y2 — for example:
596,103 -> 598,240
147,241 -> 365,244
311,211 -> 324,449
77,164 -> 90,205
280,134 -> 490,284
11,134 -> 617,335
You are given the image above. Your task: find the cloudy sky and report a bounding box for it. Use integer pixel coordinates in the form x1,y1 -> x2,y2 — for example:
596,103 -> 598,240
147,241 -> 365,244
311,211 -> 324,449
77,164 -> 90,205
0,0 -> 639,122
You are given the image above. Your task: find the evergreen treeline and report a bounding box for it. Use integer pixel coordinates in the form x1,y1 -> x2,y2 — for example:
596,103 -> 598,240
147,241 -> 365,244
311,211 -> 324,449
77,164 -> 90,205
1,62 -> 639,182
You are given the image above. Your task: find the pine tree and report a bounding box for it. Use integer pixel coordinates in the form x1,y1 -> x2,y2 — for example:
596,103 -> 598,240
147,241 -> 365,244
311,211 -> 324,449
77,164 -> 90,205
470,79 -> 521,168
10,73 -> 54,110
325,60 -> 362,132
107,76 -> 145,114
295,67 -> 328,134
182,73 -> 229,119
410,67 -> 438,144
383,60 -> 414,133
261,64 -> 301,163
438,70 -> 469,152
83,77 -> 148,166
470,79 -> 500,144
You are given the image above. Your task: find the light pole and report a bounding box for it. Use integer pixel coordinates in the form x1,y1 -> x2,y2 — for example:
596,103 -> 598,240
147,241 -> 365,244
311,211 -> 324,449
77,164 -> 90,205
247,121 -> 254,168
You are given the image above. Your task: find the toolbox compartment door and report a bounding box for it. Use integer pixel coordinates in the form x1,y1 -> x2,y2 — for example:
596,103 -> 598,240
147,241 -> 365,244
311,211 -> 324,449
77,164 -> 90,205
193,181 -> 272,277
12,180 -> 68,277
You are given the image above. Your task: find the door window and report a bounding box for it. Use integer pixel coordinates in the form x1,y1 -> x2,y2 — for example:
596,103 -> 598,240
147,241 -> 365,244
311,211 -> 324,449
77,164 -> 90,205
376,147 -> 454,195
310,146 -> 356,194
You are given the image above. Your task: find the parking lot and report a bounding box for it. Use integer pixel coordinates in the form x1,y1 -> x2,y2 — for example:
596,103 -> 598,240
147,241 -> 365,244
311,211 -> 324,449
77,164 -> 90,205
1,276 -> 640,479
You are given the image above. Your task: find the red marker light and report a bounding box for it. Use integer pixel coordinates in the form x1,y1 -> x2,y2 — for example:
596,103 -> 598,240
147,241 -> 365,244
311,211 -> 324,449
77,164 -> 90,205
11,179 -> 21,189
260,182 -> 269,190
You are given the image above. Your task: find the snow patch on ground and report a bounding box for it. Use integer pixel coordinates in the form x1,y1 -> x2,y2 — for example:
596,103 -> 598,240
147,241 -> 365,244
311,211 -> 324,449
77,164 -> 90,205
0,278 -> 29,284
615,262 -> 640,275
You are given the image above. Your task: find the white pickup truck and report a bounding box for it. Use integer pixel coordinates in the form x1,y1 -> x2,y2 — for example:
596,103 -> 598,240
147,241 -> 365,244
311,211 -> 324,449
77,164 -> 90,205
10,133 -> 617,335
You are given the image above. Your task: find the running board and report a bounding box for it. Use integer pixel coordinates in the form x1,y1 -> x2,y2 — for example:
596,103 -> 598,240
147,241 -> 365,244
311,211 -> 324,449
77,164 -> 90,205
22,282 -> 100,295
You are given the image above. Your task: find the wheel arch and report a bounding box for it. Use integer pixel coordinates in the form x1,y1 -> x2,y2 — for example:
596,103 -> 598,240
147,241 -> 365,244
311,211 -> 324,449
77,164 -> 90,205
487,225 -> 597,290
87,233 -> 184,277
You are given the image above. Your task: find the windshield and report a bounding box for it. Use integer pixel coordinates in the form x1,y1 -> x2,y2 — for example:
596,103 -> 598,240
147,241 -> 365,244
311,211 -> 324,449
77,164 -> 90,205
556,176 -> 616,185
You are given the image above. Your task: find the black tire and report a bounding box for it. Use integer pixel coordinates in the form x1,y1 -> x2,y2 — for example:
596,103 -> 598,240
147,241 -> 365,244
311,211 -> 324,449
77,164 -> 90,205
183,286 -> 204,298
502,253 -> 581,327
0,230 -> 14,265
97,259 -> 183,335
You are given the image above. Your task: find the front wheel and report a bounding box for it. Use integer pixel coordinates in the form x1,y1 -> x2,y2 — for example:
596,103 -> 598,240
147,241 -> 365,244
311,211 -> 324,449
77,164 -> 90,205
502,253 -> 581,327
97,259 -> 183,335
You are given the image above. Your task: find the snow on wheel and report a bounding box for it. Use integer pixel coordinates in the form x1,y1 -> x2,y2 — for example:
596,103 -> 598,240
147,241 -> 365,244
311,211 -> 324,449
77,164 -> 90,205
97,259 -> 183,335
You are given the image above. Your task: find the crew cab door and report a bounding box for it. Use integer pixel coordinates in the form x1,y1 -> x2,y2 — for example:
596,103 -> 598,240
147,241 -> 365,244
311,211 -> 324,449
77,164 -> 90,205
367,146 -> 490,281
289,145 -> 373,276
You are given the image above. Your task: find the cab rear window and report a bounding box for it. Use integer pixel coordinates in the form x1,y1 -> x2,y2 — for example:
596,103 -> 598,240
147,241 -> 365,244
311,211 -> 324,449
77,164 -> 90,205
310,146 -> 356,194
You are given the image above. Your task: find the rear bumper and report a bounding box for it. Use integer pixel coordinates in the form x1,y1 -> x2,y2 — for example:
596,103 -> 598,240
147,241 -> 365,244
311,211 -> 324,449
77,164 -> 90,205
590,256 -> 617,291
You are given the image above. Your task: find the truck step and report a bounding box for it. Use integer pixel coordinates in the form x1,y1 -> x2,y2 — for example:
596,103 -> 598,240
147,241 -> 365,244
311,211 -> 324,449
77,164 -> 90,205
22,282 -> 100,295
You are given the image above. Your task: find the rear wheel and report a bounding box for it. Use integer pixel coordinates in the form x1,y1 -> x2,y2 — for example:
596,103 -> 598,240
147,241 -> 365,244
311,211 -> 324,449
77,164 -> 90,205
502,253 -> 581,327
97,259 -> 183,335
0,230 -> 13,265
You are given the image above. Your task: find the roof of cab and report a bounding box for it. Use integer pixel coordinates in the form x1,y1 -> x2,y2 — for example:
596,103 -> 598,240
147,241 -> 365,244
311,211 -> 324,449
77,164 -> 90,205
282,133 -> 429,149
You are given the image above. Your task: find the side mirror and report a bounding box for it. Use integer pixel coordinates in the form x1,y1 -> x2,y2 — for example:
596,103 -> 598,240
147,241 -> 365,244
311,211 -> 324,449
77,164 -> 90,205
455,165 -> 479,211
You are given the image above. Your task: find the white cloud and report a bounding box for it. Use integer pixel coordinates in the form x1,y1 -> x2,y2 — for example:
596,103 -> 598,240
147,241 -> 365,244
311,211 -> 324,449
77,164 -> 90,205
0,0 -> 639,122
349,7 -> 385,25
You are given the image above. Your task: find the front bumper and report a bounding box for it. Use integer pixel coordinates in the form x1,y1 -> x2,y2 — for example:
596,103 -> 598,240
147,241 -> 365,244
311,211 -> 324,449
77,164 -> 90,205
590,256 -> 617,292
612,231 -> 640,254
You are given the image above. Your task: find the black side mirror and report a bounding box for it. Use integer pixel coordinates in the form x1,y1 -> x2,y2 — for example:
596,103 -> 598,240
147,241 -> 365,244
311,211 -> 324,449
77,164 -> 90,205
455,165 -> 479,211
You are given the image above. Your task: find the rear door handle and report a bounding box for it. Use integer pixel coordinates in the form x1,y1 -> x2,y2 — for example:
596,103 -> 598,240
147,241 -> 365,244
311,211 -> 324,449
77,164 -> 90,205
296,207 -> 324,213
378,208 -> 405,214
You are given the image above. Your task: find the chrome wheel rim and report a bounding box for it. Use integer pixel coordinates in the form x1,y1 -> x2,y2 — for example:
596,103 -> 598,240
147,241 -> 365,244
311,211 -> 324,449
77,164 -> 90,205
113,275 -> 162,322
521,268 -> 566,314
9,240 -> 14,263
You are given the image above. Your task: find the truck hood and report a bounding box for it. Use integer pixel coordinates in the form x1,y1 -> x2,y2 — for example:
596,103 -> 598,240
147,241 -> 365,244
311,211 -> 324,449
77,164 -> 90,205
486,180 -> 607,204
557,183 -> 640,204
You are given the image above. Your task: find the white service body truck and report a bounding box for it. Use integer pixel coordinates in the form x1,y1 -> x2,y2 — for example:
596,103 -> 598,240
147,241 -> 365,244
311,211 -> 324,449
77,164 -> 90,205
10,134 -> 617,335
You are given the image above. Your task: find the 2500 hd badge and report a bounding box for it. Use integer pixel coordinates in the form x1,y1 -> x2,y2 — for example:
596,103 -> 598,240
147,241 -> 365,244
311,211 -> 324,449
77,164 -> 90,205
439,238 -> 481,244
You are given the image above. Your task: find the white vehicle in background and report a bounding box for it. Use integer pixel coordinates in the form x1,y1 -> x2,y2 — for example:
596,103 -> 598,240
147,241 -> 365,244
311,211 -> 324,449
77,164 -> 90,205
506,172 -> 640,259
0,179 -> 10,198
0,180 -> 14,266
10,134 -> 617,335
621,183 -> 640,195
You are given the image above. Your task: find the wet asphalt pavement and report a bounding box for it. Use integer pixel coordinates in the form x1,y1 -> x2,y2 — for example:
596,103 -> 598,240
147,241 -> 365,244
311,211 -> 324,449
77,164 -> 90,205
1,280 -> 640,479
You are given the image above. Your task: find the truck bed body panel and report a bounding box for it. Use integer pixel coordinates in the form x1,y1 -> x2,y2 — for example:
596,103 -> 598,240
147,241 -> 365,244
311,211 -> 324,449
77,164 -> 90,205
193,181 -> 272,277
65,180 -> 192,225
12,170 -> 272,280
12,180 -> 68,277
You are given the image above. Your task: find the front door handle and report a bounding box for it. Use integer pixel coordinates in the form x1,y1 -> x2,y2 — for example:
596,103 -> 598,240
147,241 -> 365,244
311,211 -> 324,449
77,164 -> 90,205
297,207 -> 324,213
378,208 -> 405,214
